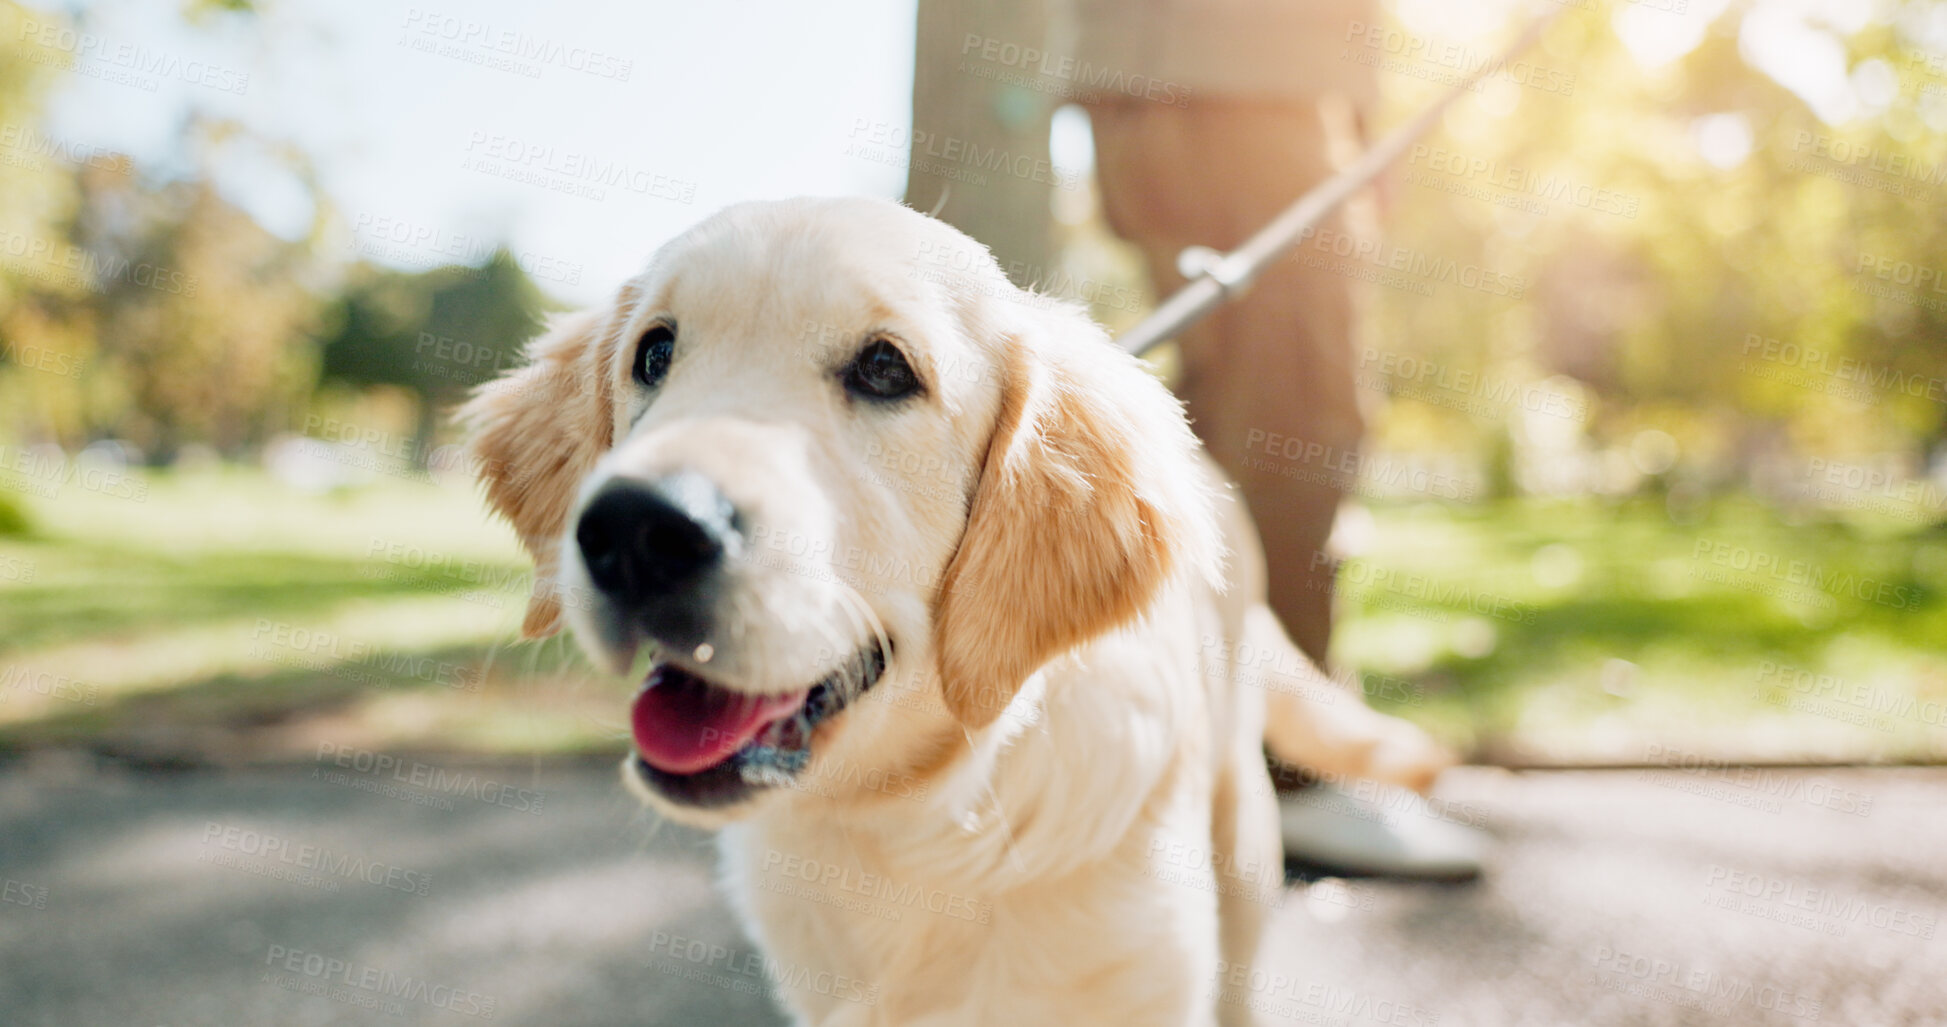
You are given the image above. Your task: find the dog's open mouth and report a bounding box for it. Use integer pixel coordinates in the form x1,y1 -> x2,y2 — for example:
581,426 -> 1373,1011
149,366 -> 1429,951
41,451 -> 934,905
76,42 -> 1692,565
628,639 -> 887,807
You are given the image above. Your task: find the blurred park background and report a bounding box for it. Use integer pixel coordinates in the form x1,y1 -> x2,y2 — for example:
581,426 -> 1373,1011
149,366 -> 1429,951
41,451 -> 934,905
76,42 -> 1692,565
2,0 -> 1946,774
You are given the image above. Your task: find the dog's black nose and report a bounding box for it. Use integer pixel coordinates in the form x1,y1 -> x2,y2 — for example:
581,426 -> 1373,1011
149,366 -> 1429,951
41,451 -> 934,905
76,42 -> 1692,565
576,472 -> 737,610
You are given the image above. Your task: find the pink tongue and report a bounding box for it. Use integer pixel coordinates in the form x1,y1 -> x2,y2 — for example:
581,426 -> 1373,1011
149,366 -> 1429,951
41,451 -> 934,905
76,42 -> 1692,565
631,666 -> 808,775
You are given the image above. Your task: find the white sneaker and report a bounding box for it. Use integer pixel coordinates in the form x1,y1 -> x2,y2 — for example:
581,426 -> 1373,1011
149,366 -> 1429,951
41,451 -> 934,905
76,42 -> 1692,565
1279,781 -> 1489,881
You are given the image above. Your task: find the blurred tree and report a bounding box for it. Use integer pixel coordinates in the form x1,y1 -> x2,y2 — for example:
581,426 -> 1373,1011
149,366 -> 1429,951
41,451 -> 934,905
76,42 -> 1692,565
314,251 -> 549,465
74,165 -> 322,461
183,0 -> 255,17
911,0 -> 1056,284
1356,3 -> 1947,493
0,0 -> 321,459
0,0 -> 91,446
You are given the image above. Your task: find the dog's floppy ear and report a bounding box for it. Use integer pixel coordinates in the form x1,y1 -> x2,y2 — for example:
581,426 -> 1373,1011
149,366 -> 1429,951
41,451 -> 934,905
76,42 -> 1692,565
932,308 -> 1223,729
459,306 -> 621,638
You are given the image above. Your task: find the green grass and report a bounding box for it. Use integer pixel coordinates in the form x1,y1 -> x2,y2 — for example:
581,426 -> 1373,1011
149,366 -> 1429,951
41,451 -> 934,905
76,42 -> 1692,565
2,468 -> 1942,764
0,467 -> 626,759
1334,497 -> 1947,763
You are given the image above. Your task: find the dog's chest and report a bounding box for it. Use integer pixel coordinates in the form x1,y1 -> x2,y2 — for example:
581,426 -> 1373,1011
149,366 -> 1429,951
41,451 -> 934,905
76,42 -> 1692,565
720,802 -> 1220,1024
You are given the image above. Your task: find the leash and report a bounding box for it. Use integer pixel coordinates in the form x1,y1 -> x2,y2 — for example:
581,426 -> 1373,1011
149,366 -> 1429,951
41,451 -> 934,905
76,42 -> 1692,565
1115,12 -> 1559,358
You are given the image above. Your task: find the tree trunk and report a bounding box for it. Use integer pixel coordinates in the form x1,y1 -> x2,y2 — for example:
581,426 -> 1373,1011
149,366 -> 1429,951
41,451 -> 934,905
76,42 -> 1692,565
910,0 -> 1056,286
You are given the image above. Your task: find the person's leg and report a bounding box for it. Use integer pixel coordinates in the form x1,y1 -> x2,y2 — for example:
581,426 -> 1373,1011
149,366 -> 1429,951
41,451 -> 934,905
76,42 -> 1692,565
1089,96 -> 1487,881
1087,97 -> 1361,666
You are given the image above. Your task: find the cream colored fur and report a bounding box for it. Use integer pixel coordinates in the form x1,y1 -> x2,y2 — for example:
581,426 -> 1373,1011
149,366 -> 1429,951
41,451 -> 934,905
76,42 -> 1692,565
461,197 -> 1452,1026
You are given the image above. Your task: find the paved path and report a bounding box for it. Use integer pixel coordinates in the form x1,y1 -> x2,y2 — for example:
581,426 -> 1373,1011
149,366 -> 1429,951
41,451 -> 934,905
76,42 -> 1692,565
1,759 -> 1941,1026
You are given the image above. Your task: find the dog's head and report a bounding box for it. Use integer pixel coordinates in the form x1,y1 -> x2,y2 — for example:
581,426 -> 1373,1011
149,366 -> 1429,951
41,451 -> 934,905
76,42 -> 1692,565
461,197 -> 1218,827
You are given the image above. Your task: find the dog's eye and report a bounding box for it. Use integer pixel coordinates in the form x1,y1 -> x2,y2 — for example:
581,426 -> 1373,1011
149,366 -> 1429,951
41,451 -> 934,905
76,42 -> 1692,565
843,340 -> 921,401
633,324 -> 675,388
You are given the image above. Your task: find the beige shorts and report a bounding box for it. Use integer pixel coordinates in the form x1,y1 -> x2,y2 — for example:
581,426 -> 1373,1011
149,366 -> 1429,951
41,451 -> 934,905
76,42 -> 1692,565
1063,0 -> 1380,107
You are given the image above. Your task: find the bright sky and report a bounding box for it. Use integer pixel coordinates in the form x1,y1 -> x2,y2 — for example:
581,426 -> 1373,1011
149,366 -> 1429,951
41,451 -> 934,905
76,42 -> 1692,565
27,0 -> 1932,306
33,0 -> 918,305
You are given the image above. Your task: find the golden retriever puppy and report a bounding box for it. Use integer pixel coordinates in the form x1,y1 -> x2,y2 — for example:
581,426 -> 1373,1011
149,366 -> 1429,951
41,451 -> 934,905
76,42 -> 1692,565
461,197 -> 1451,1026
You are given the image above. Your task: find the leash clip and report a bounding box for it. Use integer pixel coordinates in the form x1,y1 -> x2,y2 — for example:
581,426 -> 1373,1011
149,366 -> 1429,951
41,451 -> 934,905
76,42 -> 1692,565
1176,245 -> 1251,297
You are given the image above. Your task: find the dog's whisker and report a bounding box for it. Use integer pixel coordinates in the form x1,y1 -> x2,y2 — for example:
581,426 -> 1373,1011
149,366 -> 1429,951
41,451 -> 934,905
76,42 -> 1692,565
828,584 -> 888,706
